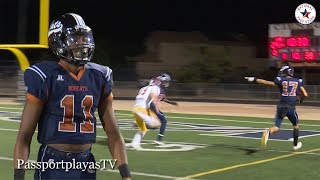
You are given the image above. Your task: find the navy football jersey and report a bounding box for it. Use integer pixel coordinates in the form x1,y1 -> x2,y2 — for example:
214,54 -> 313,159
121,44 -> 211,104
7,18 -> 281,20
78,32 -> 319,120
24,61 -> 113,144
274,76 -> 304,107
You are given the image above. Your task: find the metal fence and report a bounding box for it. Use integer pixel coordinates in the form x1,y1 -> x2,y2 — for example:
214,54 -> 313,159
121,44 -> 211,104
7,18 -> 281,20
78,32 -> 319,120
0,68 -> 319,104
0,64 -> 20,97
112,81 -> 320,102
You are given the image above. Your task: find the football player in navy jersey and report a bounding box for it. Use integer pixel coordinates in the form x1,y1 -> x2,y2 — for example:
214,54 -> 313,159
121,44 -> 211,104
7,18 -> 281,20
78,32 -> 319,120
245,65 -> 308,150
13,13 -> 131,179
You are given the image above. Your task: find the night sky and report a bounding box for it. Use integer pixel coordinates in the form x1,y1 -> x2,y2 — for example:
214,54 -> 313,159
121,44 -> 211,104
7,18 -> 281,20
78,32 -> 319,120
1,0 -> 320,57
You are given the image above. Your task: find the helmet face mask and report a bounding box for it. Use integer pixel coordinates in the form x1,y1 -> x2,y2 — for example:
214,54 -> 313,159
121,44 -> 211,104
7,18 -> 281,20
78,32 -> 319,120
148,73 -> 171,88
278,65 -> 294,77
157,73 -> 171,87
48,13 -> 95,66
65,30 -> 94,61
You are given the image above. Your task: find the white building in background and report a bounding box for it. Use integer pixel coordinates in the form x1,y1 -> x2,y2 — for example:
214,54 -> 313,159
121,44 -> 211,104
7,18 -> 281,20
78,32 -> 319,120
133,31 -> 268,79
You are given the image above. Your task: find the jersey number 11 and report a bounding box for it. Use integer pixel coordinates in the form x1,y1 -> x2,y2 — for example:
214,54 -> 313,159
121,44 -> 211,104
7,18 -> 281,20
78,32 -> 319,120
59,95 -> 94,133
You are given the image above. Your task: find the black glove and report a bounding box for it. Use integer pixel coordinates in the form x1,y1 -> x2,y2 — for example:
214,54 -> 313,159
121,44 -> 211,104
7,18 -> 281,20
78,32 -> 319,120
164,99 -> 178,106
297,97 -> 304,103
297,93 -> 305,103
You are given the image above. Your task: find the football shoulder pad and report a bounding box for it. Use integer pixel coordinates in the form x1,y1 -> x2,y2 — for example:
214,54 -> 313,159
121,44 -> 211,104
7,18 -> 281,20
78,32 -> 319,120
25,61 -> 59,82
85,62 -> 113,82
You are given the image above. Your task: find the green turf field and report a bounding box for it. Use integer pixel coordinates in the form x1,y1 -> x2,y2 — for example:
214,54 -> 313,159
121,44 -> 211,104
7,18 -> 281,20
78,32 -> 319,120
0,104 -> 319,179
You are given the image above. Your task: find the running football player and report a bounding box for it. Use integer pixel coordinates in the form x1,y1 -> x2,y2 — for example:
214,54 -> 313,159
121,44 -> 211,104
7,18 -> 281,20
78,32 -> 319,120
131,75 -> 172,149
245,65 -> 308,150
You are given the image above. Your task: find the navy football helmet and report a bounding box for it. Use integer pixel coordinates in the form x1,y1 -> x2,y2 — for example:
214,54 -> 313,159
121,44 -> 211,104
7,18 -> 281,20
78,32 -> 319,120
278,65 -> 294,77
157,73 -> 171,87
48,13 -> 95,66
148,73 -> 171,87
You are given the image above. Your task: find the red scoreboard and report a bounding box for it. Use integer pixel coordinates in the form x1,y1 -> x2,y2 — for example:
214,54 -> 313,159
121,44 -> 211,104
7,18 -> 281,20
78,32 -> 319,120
269,23 -> 320,62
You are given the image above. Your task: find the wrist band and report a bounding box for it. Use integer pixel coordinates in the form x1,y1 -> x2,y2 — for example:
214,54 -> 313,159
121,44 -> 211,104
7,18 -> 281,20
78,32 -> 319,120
118,164 -> 131,178
14,169 -> 25,180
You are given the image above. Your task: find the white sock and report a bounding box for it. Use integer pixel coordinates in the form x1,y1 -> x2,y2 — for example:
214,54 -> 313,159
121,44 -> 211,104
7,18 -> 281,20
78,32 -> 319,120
132,131 -> 146,144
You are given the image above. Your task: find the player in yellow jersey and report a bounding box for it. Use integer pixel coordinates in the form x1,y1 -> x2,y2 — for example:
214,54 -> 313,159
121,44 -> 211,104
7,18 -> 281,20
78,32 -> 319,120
130,76 -> 168,149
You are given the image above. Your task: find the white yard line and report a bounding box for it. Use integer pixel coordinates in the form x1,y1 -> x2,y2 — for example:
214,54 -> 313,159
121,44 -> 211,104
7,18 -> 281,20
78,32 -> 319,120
1,129 -> 319,158
1,115 -> 320,135
0,128 -> 20,132
115,112 -> 320,127
0,128 -> 319,156
199,130 -> 264,136
0,107 -> 22,110
0,127 -> 208,147
0,107 -> 319,127
2,113 -> 320,128
198,133 -> 290,142
288,133 -> 320,140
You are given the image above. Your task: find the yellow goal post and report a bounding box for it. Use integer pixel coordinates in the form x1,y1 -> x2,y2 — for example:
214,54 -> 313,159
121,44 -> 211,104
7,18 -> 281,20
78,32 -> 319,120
0,0 -> 50,70
0,0 -> 50,101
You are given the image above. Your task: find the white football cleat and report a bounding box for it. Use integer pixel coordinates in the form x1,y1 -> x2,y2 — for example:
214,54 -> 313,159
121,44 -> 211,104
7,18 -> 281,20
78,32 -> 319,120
261,129 -> 269,148
293,142 -> 302,151
153,140 -> 165,145
131,142 -> 142,150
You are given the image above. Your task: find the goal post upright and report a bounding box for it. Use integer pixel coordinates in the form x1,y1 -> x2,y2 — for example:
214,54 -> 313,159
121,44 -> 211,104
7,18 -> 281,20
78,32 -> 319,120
0,0 -> 50,101
0,0 -> 50,70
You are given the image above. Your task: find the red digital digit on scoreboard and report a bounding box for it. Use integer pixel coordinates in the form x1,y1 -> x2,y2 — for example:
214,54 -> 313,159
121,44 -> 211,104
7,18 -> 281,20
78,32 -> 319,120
269,36 -> 320,61
268,23 -> 320,62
